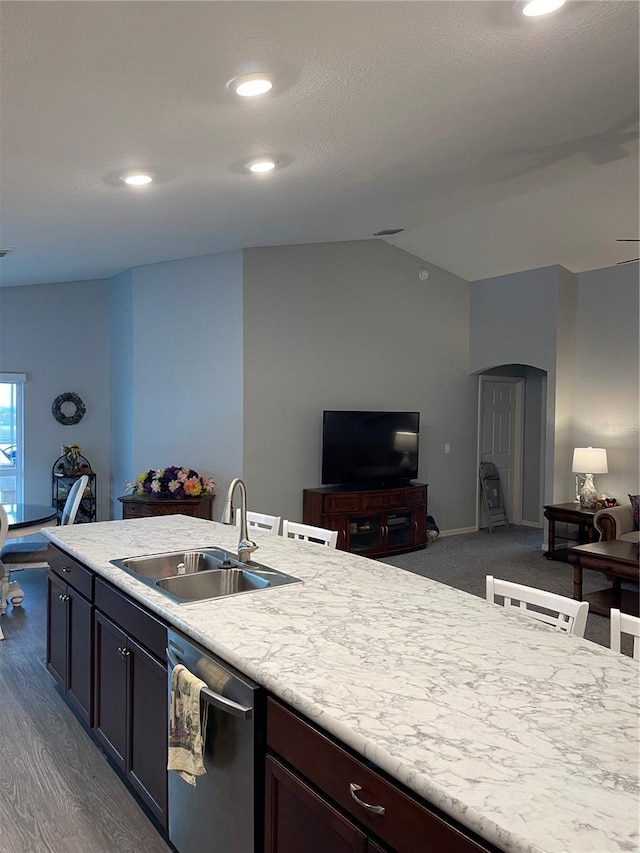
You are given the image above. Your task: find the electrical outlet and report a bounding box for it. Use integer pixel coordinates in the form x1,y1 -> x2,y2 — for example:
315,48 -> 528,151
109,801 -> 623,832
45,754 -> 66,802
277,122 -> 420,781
444,442 -> 451,454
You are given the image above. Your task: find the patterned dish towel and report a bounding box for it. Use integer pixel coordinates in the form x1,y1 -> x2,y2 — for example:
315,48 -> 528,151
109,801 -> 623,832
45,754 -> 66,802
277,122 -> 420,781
168,663 -> 209,786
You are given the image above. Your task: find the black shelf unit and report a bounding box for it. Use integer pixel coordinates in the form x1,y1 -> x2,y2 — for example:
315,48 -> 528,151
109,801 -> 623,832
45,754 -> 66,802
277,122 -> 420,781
52,454 -> 96,523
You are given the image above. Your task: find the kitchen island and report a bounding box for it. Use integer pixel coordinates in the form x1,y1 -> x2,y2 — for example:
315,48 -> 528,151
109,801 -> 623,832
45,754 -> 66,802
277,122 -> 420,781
44,515 -> 639,853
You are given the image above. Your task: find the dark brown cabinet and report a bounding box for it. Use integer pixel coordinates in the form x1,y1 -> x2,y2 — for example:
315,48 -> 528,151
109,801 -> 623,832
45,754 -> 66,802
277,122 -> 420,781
94,580 -> 168,828
303,484 -> 428,557
94,610 -> 128,769
46,544 -> 168,832
266,698 -> 493,853
266,755 -> 369,853
118,493 -> 214,520
46,558 -> 94,727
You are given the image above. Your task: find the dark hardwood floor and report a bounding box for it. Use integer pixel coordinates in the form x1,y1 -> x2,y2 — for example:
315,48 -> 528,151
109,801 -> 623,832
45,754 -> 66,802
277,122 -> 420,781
0,568 -> 171,853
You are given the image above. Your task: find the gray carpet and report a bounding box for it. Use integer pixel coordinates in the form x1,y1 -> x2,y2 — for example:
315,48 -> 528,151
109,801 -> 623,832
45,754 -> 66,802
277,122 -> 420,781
380,525 -> 634,649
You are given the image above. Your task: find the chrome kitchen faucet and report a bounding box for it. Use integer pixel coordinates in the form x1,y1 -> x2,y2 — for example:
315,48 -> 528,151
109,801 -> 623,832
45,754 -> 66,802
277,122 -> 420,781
221,477 -> 257,564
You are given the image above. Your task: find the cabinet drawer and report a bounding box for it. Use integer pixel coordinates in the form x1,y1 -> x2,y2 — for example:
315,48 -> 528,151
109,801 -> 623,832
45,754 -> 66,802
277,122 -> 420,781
324,494 -> 361,514
123,503 -> 178,518
48,546 -> 94,600
267,699 -> 488,853
362,492 -> 405,511
405,486 -> 427,506
95,578 -> 167,661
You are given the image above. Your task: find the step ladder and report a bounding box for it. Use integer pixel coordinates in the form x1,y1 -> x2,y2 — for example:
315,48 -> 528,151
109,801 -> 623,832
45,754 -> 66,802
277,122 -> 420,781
479,462 -> 509,533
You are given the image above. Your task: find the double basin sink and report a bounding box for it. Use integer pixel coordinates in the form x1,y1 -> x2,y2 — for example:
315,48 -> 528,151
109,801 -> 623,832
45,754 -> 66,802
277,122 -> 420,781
110,547 -> 302,604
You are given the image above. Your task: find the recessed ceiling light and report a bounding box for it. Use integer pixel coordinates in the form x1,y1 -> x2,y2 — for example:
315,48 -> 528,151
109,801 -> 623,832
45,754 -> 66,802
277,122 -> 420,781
246,158 -> 276,174
121,172 -> 154,186
228,72 -> 275,97
518,0 -> 565,16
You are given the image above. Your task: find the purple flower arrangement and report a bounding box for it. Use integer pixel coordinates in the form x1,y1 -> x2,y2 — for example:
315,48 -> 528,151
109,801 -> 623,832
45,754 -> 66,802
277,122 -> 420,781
125,466 -> 215,500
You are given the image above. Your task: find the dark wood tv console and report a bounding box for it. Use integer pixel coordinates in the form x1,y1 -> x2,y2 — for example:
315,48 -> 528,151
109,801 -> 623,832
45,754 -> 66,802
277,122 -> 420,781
303,483 -> 428,557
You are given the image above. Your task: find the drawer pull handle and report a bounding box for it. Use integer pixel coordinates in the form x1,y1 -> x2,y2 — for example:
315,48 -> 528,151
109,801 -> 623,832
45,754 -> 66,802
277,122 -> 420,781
61,567 -> 71,573
349,783 -> 386,815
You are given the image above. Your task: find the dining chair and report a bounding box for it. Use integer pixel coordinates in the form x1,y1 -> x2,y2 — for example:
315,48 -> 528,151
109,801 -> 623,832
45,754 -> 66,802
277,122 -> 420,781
0,475 -> 89,611
235,508 -> 281,536
0,504 -> 9,638
485,575 -> 589,637
610,608 -> 640,660
281,520 -> 338,549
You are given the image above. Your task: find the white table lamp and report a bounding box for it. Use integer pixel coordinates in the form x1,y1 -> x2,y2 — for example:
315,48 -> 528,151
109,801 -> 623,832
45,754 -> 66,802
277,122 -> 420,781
572,447 -> 608,508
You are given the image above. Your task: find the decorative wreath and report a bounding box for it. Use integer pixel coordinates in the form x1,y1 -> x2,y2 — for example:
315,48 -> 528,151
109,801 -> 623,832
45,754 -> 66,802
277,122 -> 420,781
52,392 -> 86,426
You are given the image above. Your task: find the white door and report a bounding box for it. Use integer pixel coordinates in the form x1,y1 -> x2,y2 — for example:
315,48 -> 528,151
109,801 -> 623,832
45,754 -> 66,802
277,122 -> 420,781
478,377 -> 523,527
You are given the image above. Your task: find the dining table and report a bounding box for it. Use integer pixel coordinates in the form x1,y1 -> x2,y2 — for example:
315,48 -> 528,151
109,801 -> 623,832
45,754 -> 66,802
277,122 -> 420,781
1,503 -> 58,615
2,502 -> 58,539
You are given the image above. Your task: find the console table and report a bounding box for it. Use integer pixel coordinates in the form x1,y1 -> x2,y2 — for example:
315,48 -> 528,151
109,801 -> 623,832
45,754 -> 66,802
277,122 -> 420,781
543,502 -> 599,561
118,494 -> 214,520
568,540 -> 639,617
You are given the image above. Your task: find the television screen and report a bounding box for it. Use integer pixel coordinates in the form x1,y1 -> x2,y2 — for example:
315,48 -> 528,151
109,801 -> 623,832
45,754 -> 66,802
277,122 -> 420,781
322,411 -> 420,488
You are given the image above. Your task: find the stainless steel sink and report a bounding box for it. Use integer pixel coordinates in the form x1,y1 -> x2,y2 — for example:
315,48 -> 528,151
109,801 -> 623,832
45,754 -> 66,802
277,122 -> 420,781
156,568 -> 271,602
113,548 -> 233,580
110,547 -> 302,603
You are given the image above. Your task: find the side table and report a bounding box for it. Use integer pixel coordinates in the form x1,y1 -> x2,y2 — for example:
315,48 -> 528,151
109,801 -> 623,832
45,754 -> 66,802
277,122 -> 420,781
118,494 -> 215,520
543,502 -> 599,562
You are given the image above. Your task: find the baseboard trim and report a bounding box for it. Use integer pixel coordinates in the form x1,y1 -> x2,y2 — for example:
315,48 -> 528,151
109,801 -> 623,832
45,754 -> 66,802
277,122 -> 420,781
438,526 -> 478,538
520,520 -> 543,528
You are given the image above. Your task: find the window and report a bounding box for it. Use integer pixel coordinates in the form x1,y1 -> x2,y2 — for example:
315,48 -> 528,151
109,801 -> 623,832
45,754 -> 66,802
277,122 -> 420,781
0,373 -> 25,504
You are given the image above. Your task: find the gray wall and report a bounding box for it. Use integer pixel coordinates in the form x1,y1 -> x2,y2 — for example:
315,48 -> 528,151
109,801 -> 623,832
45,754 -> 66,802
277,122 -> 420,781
470,262 -> 638,512
571,262 -> 639,501
109,269 -> 134,518
0,279 -> 111,518
3,248 -> 635,533
242,240 -> 477,530
470,265 -> 573,508
109,251 -> 244,519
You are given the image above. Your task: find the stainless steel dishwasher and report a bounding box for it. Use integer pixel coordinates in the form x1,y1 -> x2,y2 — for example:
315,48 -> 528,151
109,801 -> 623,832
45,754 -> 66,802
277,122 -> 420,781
166,629 -> 265,853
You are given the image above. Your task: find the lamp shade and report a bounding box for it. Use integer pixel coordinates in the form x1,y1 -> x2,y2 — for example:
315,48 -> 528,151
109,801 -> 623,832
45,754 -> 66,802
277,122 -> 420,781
572,447 -> 608,474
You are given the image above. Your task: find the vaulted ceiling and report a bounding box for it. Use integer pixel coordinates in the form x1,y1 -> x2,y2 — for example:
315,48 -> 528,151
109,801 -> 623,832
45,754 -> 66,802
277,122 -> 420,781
1,1 -> 638,288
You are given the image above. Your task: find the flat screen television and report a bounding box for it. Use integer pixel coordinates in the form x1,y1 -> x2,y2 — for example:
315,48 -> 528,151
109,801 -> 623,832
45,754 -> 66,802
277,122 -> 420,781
321,410 -> 420,489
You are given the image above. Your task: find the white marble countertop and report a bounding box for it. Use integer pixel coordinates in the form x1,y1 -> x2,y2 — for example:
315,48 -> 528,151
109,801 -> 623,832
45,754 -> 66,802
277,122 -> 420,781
45,516 -> 639,853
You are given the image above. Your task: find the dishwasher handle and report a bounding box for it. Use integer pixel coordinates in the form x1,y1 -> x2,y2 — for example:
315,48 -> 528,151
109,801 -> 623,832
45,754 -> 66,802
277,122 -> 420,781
167,648 -> 253,720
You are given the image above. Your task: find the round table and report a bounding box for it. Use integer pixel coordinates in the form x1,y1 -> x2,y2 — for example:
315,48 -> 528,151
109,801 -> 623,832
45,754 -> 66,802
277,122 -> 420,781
3,503 -> 58,539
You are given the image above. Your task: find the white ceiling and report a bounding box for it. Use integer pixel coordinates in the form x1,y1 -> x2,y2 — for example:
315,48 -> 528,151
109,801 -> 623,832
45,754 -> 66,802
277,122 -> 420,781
1,0 -> 638,288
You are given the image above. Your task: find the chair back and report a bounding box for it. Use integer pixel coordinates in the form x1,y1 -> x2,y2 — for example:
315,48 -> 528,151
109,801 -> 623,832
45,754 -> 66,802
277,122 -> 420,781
61,475 -> 89,526
0,504 -> 8,553
485,575 -> 589,637
281,520 -> 337,549
610,608 -> 640,660
235,508 -> 281,536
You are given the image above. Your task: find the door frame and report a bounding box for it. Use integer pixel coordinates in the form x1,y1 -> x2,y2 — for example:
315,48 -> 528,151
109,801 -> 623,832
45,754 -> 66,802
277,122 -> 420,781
476,375 -> 524,529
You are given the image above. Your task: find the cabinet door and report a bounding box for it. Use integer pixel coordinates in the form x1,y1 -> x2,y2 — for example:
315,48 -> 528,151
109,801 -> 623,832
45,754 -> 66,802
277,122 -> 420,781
412,506 -> 427,548
320,514 -> 351,551
127,636 -> 168,828
94,611 -> 128,771
46,572 -> 67,689
382,511 -> 414,552
266,755 -> 367,853
67,591 -> 93,726
346,515 -> 384,555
